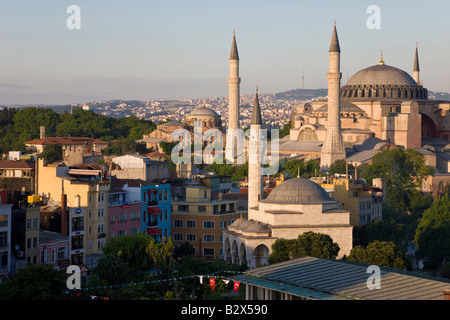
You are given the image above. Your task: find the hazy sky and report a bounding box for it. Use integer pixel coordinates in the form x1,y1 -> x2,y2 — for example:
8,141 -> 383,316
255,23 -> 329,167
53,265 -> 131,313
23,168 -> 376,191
1,0 -> 450,105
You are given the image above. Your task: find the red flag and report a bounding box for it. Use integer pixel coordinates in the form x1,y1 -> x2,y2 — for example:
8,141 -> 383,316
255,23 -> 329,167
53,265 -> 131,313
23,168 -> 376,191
209,278 -> 215,290
233,281 -> 240,293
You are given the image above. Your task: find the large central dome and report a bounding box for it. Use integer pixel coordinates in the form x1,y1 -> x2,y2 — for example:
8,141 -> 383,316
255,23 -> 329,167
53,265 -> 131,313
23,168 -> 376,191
341,59 -> 428,100
346,64 -> 418,87
262,178 -> 337,205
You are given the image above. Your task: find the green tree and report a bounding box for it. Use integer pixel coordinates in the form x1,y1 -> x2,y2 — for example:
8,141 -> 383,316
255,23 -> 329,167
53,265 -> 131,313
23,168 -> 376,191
328,159 -> 355,177
13,107 -> 60,142
146,237 -> 174,291
0,264 -> 66,300
414,194 -> 450,268
102,138 -> 150,156
94,253 -> 130,286
346,240 -> 407,270
360,148 -> 435,213
101,233 -> 154,281
268,231 -> 340,264
39,144 -> 63,164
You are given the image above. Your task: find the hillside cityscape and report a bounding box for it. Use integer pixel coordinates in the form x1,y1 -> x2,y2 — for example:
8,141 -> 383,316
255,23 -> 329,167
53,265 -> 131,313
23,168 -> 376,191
1,4 -> 450,309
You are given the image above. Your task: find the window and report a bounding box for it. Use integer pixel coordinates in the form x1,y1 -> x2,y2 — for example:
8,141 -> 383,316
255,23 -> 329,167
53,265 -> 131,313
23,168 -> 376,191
51,249 -> 55,263
186,220 -> 196,228
119,213 -> 127,222
89,209 -> 92,218
118,230 -> 126,236
98,193 -> 104,202
130,211 -> 140,220
27,238 -> 31,249
203,248 -> 214,256
98,208 -> 105,218
130,228 -> 139,235
220,221 -> 227,229
97,224 -> 104,234
178,205 -> 189,212
174,220 -> 183,228
33,218 -> 39,229
110,214 -> 115,223
203,234 -> 215,243
26,219 -> 32,230
174,233 -> 183,241
198,205 -> 207,213
0,232 -> 7,248
33,237 -> 37,248
186,234 -> 196,242
57,247 -> 66,260
203,221 -> 215,229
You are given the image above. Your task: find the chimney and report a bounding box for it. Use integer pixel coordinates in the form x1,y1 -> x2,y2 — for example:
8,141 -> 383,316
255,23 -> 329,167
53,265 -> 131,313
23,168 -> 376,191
40,126 -> 45,139
61,193 -> 68,236
444,289 -> 450,300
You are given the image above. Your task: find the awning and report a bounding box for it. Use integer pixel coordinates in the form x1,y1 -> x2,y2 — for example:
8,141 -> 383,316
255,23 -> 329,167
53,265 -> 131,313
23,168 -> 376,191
147,227 -> 162,235
147,189 -> 158,195
148,207 -> 162,215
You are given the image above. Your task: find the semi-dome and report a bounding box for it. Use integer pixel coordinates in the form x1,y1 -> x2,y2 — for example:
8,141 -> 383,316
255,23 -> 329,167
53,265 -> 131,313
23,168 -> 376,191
262,178 -> 336,204
315,101 -> 365,113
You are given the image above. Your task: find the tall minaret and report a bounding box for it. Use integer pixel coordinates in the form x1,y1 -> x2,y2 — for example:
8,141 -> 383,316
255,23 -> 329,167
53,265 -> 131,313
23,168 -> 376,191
320,22 -> 346,172
248,87 -> 263,213
413,42 -> 420,85
228,30 -> 240,131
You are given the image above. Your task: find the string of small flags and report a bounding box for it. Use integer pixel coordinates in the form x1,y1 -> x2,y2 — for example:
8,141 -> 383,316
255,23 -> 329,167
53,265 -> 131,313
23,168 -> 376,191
70,270 -> 244,292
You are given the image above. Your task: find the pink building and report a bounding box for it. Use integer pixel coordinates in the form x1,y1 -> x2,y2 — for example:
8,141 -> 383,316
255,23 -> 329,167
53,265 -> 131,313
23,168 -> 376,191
39,230 -> 70,270
108,185 -> 142,238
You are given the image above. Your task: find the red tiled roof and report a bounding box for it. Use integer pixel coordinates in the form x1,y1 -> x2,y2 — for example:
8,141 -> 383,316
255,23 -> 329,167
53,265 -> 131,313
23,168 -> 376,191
25,137 -> 108,146
0,160 -> 35,169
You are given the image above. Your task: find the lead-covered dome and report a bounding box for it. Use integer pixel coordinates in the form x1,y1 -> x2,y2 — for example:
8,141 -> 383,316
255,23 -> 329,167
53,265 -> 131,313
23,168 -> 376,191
262,178 -> 336,204
341,59 -> 428,100
346,64 -> 418,87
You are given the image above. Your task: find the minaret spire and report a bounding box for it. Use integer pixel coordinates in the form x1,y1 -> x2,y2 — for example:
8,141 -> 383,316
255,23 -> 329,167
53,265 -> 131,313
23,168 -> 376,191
248,86 -> 263,214
320,22 -> 346,172
226,30 -> 242,163
413,42 -> 420,85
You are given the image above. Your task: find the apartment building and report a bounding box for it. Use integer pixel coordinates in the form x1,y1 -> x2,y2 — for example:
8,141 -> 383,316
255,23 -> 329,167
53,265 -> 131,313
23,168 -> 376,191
171,183 -> 245,258
36,158 -> 110,268
0,203 -> 12,278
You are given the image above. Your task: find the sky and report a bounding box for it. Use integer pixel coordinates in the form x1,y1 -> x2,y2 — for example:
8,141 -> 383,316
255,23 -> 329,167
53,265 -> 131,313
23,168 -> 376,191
1,0 -> 450,105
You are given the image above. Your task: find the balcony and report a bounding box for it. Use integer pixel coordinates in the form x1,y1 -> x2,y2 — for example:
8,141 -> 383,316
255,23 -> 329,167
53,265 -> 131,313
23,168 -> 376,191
147,199 -> 158,206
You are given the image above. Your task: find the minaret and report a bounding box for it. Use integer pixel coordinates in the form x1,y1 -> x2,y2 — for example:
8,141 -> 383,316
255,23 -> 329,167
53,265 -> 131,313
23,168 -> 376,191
320,22 -> 346,172
228,30 -> 241,131
248,87 -> 263,214
413,42 -> 420,85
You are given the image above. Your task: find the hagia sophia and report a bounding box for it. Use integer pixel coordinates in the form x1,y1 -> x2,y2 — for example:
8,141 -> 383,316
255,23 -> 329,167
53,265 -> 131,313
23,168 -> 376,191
140,22 -> 450,268
223,23 -> 450,268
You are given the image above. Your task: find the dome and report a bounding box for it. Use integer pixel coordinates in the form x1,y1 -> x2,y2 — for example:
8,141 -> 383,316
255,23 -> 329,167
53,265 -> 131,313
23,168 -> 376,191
346,64 -> 418,87
315,101 -> 364,113
188,106 -> 219,117
262,178 -> 336,204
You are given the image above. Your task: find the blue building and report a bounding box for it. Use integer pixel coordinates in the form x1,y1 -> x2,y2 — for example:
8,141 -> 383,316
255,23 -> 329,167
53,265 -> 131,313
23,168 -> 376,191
141,184 -> 171,241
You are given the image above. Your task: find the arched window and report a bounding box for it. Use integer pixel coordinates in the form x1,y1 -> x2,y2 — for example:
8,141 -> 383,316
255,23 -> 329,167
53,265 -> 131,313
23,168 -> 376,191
298,128 -> 318,141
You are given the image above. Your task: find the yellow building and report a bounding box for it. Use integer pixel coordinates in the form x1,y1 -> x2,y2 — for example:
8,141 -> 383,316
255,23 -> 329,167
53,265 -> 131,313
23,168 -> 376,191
24,206 -> 41,264
171,185 -> 246,258
313,177 -> 383,226
36,158 -> 110,267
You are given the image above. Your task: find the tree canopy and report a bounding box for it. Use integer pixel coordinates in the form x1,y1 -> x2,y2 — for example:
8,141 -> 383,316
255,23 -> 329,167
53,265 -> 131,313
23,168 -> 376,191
268,231 -> 340,264
414,194 -> 450,267
0,264 -> 67,300
345,240 -> 407,270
